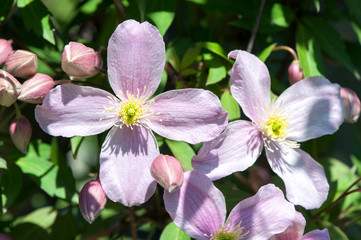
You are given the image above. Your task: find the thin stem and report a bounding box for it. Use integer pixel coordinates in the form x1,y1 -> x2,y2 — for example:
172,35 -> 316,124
246,0 -> 266,53
128,207 -> 138,240
312,177 -> 361,219
113,0 -> 126,23
341,215 -> 361,229
13,102 -> 22,118
136,0 -> 146,22
272,46 -> 298,61
233,172 -> 256,193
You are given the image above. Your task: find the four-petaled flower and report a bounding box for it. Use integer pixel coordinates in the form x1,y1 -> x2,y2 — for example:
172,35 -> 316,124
35,20 -> 228,206
164,171 -> 296,240
192,50 -> 344,209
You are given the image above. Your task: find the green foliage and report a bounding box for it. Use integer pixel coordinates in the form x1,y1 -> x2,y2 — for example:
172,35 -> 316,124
160,222 -> 190,240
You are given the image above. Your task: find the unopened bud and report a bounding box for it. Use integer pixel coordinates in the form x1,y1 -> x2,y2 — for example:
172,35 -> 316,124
62,42 -> 102,79
9,116 -> 32,154
288,60 -> 304,85
5,50 -> 38,78
0,39 -> 13,67
340,87 -> 360,123
18,73 -> 54,104
150,154 -> 184,193
79,179 -> 107,223
0,70 -> 21,107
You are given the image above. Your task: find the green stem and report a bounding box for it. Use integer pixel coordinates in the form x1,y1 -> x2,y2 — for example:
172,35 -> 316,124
13,102 -> 22,118
246,0 -> 266,52
272,45 -> 299,61
136,0 -> 146,22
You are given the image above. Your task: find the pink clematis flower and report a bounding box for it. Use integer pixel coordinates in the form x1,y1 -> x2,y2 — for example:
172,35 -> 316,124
164,171 -> 296,240
35,20 -> 228,206
270,211 -> 330,240
192,50 -> 344,209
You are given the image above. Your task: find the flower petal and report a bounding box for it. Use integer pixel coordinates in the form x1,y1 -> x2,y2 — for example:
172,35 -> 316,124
147,89 -> 228,144
266,145 -> 329,209
302,229 -> 330,240
269,211 -> 306,240
99,126 -> 159,207
107,20 -> 165,98
35,84 -> 115,137
192,120 -> 263,180
229,50 -> 271,122
164,171 -> 226,240
276,76 -> 344,142
227,184 -> 295,240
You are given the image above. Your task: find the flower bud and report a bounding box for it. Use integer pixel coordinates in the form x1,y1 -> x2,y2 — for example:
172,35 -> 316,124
18,73 -> 54,104
79,179 -> 107,223
9,116 -> 32,154
340,87 -> 360,123
0,39 -> 13,67
61,42 -> 102,79
5,50 -> 38,78
288,60 -> 304,85
0,70 -> 21,107
150,154 -> 184,193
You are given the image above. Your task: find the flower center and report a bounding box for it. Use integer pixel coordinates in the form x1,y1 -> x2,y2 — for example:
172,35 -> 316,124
100,87 -> 161,129
255,98 -> 300,152
207,220 -> 249,240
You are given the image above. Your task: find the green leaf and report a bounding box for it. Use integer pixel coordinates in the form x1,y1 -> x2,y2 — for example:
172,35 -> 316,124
181,68 -> 198,76
148,11 -> 175,36
270,3 -> 295,27
302,17 -> 360,80
160,222 -> 190,240
0,157 -> 7,169
351,155 -> 361,176
207,65 -> 227,85
351,21 -> 361,44
312,0 -> 321,12
257,43 -> 276,62
322,221 -> 349,240
70,136 -> 83,160
181,46 -> 201,70
80,0 -> 103,14
221,91 -> 240,121
169,49 -> 181,72
165,139 -> 195,171
296,23 -> 324,77
345,0 -> 361,26
17,0 -> 55,44
198,42 -> 232,62
153,70 -> 168,96
21,206 -> 57,229
1,164 -> 22,212
50,211 -> 77,240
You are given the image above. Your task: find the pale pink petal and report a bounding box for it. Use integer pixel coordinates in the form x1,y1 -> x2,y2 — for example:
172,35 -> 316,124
35,85 -> 115,137
107,20 -> 165,99
302,229 -> 330,240
229,50 -> 271,122
227,184 -> 295,240
147,89 -> 228,144
99,126 -> 158,206
269,211 -> 306,240
266,144 -> 329,209
192,120 -> 263,180
276,76 -> 344,142
164,171 -> 226,240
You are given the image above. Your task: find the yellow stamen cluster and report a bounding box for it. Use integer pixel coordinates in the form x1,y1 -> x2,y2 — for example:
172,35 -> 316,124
206,220 -> 249,240
101,87 -> 160,129
255,98 -> 300,152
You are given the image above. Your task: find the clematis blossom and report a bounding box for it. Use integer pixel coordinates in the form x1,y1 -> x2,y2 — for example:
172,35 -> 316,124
164,171 -> 296,240
269,211 -> 330,240
35,20 -> 228,206
192,50 -> 344,209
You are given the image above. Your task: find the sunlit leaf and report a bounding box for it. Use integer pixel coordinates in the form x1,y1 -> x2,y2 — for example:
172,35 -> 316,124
181,45 -> 201,70
221,90 -> 240,121
270,3 -> 295,27
207,65 -> 226,85
160,222 -> 190,240
257,43 -> 276,62
0,157 -> 7,169
198,42 -> 232,62
165,139 -> 194,171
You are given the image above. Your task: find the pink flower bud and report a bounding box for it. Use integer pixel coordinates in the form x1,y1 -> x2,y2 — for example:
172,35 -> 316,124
5,50 -> 38,78
61,42 -> 102,79
340,87 -> 360,123
150,154 -> 184,193
79,179 -> 107,223
18,73 -> 54,104
9,116 -> 32,154
0,70 -> 21,107
0,39 -> 13,67
288,60 -> 304,85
